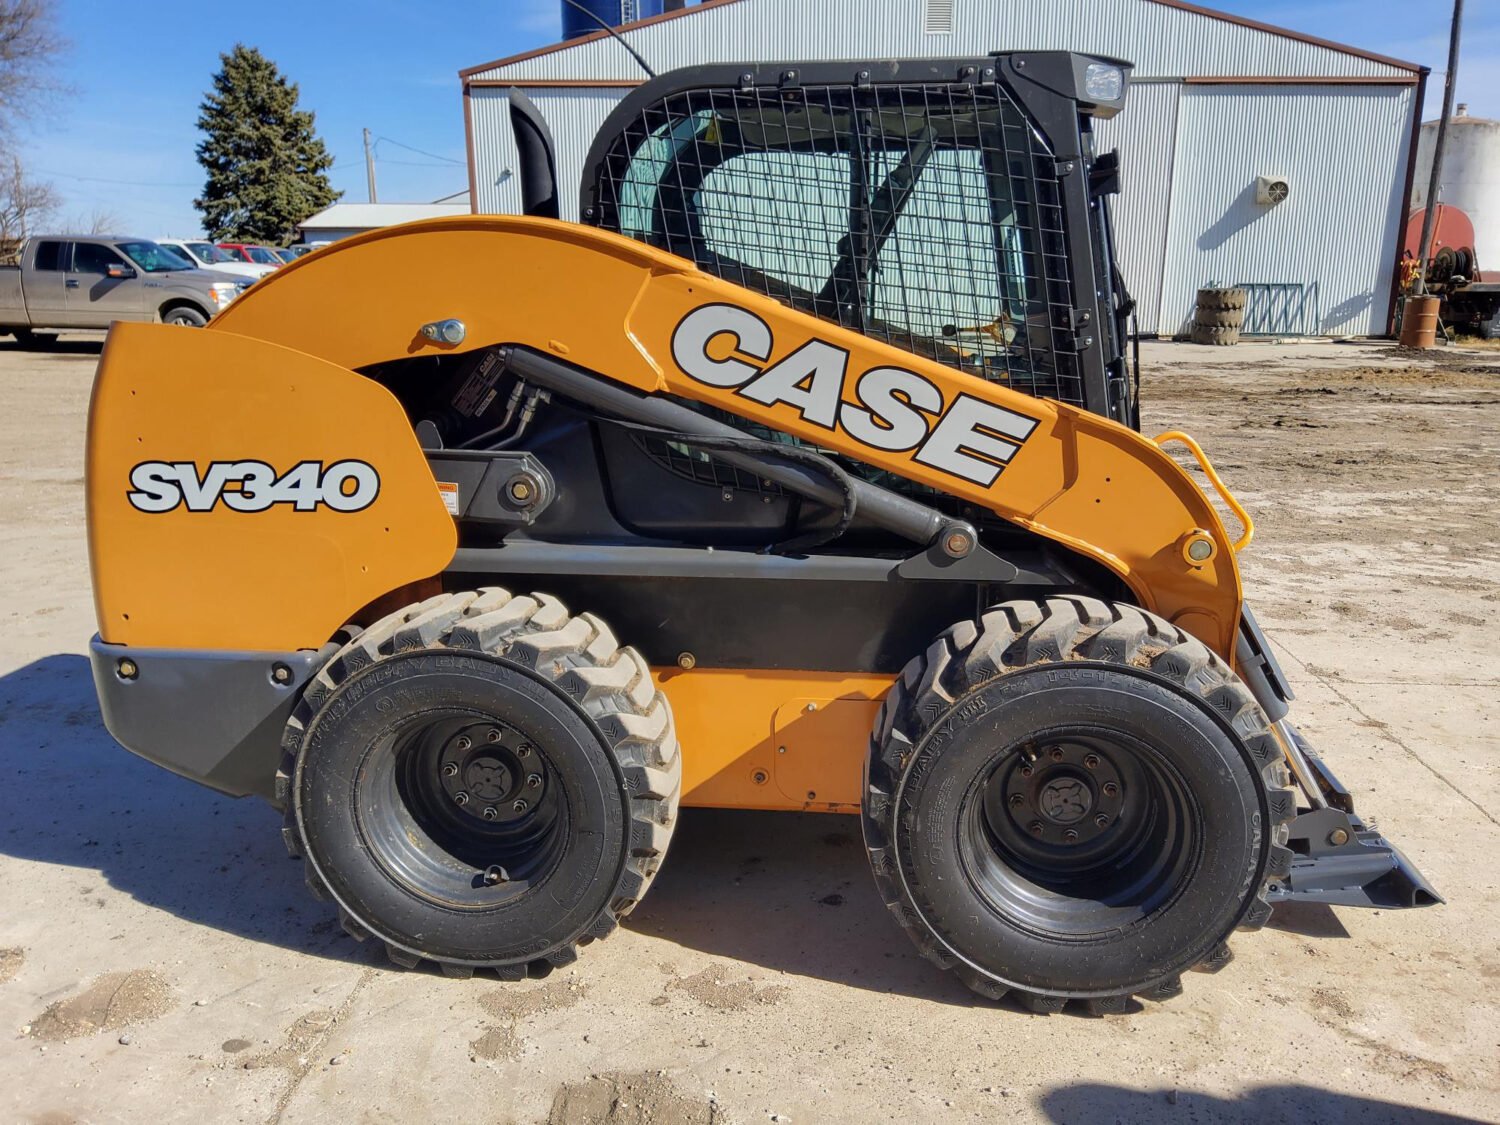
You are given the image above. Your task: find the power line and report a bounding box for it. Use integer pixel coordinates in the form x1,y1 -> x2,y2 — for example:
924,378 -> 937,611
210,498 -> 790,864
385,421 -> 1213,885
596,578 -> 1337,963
374,136 -> 464,165
375,158 -> 464,168
35,168 -> 199,188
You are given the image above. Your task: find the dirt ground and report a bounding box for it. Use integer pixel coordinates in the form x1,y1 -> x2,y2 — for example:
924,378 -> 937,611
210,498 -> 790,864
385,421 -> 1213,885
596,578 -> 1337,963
0,333 -> 1496,1124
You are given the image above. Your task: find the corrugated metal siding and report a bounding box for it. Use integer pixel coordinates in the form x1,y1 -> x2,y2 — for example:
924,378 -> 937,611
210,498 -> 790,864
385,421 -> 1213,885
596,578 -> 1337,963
469,88 -> 524,215
1093,80 -> 1181,334
469,0 -> 1414,82
471,88 -> 628,219
528,89 -> 630,220
1159,84 -> 1414,336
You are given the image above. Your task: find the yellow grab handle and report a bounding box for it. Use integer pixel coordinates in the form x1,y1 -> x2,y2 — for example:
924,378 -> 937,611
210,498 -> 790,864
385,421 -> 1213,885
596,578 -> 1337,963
1152,430 -> 1254,552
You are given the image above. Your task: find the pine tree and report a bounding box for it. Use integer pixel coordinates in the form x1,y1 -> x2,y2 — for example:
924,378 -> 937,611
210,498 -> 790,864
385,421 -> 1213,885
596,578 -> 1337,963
194,45 -> 338,242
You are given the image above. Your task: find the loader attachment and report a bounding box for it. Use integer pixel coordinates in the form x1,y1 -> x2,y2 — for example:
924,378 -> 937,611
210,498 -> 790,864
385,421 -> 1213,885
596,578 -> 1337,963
1272,725 -> 1443,909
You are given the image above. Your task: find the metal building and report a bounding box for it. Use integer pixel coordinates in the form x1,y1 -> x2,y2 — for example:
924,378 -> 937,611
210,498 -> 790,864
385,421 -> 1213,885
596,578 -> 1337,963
461,0 -> 1426,336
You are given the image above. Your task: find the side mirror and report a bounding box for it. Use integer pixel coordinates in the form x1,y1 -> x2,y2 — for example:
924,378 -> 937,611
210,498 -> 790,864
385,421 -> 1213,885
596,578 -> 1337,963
106,263 -> 137,280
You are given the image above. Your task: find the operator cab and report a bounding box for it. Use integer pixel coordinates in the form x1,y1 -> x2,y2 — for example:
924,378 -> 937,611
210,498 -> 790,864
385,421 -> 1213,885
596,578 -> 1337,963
534,52 -> 1140,427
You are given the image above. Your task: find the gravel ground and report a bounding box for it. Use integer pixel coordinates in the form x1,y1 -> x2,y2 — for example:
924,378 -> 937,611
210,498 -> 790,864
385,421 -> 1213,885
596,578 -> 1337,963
0,333 -> 1496,1124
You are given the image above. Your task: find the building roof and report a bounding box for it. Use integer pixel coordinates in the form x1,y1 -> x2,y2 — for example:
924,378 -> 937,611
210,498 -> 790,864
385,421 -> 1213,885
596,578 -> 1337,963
297,201 -> 471,231
461,0 -> 1423,84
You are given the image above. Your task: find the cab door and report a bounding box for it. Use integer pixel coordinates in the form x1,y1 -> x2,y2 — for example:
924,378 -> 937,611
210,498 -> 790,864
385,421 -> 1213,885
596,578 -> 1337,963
21,240 -> 71,325
66,242 -> 150,327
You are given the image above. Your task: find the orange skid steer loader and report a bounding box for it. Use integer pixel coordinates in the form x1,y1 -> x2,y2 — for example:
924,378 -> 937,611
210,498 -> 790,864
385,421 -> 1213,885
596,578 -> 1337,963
86,54 -> 1438,1013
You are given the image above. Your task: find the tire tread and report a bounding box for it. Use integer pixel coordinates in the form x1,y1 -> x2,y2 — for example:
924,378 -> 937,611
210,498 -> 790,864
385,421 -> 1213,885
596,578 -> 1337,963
279,588 -> 681,981
863,595 -> 1295,1011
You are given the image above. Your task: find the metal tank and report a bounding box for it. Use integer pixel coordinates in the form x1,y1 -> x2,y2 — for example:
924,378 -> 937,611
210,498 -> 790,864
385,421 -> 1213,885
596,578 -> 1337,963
1413,104 -> 1500,279
561,0 -> 671,41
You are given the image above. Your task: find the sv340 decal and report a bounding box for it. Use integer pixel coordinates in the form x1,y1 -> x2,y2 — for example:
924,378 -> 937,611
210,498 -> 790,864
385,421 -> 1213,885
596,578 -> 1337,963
127,460 -> 380,514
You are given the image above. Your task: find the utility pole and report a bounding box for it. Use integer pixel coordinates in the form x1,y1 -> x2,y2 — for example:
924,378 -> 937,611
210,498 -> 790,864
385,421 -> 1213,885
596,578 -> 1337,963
363,128 -> 378,204
1415,0 -> 1464,295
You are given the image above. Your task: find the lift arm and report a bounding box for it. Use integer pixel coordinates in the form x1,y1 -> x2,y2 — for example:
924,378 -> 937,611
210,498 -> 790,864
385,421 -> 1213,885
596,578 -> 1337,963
91,216 -> 1247,657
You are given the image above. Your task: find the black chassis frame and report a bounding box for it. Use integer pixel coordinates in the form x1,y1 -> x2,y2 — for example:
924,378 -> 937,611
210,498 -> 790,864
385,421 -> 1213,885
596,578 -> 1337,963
577,52 -> 1136,426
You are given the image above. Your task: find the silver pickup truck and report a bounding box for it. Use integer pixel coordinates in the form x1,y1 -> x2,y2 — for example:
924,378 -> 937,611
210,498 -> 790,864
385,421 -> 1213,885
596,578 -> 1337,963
0,235 -> 249,346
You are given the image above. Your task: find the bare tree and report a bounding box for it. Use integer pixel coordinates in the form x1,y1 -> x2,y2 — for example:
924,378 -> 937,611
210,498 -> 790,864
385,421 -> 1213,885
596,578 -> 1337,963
0,153 -> 58,258
0,0 -> 65,133
65,206 -> 122,235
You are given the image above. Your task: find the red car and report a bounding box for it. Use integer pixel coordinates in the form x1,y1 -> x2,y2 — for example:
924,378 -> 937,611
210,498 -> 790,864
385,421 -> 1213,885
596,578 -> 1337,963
216,243 -> 283,268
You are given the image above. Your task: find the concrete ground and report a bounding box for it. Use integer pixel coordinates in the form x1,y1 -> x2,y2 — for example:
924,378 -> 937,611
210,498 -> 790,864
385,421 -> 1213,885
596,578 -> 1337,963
0,332 -> 1496,1125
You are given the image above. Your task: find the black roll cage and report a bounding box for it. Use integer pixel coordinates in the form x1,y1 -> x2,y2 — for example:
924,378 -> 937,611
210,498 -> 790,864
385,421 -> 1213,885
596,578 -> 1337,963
576,52 -> 1136,425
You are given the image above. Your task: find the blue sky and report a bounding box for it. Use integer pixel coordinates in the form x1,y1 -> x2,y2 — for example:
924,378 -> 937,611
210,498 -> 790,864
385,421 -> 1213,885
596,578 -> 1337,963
17,0 -> 1494,238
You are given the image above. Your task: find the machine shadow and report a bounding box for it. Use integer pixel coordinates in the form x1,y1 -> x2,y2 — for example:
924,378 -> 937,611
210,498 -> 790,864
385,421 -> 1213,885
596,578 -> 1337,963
0,656 -> 1329,1007
1038,1082 -> 1483,1124
0,654 -> 970,997
0,654 -> 372,967
0,338 -> 104,355
626,805 -> 985,1007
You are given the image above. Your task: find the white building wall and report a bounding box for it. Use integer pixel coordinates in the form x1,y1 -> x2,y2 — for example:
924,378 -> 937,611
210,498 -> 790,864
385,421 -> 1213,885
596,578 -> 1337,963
1092,80 -> 1181,334
1159,84 -> 1415,336
468,0 -> 1413,83
466,0 -> 1422,336
471,88 -> 630,219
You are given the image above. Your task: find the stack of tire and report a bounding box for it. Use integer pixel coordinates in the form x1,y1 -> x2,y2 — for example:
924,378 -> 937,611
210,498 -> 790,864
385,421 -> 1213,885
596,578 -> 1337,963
1191,287 -> 1247,346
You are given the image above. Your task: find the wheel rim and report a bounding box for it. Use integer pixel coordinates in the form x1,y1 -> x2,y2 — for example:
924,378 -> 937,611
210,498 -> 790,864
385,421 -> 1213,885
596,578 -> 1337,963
355,709 -> 566,908
959,728 -> 1203,939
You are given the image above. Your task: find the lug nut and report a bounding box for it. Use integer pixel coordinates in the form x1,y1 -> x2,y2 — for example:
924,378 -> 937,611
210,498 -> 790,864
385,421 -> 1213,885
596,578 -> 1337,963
487,729 -> 501,743
482,806 -> 499,821
1102,782 -> 1119,797
1009,793 -> 1026,808
526,773 -> 542,789
456,736 -> 472,752
1028,821 -> 1044,837
512,799 -> 529,813
1095,814 -> 1109,828
517,744 -> 532,758
1048,747 -> 1064,762
1064,829 -> 1079,843
454,791 -> 470,806
442,763 -> 459,778
1020,765 -> 1034,778
1083,754 -> 1099,770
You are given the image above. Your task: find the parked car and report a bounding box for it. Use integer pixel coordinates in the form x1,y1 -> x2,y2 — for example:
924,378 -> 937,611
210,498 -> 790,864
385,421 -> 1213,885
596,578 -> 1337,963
157,238 -> 276,281
269,247 -> 298,264
0,235 -> 249,345
217,243 -> 283,268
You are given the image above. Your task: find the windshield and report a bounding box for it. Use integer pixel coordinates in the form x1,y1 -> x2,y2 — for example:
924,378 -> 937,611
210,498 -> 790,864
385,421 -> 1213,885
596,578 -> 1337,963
117,240 -> 195,273
185,241 -> 233,264
244,246 -> 280,265
272,248 -> 296,263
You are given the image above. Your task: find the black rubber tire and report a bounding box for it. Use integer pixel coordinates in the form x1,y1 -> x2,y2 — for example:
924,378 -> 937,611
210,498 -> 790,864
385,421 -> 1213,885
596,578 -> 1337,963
278,588 -> 681,978
863,596 -> 1294,1014
1196,287 -> 1247,312
1191,324 -> 1240,346
1194,308 -> 1245,330
162,305 -> 208,327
